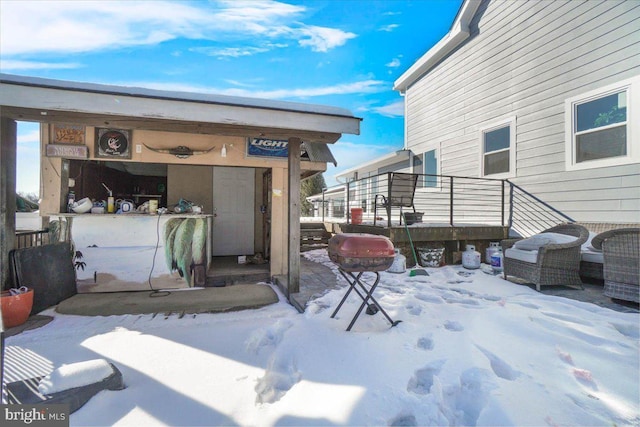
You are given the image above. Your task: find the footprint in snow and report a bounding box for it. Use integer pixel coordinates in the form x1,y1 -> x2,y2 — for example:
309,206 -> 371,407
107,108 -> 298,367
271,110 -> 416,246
475,345 -> 519,380
246,319 -> 293,355
442,295 -> 481,307
427,367 -> 498,426
255,352 -> 301,404
414,293 -> 444,304
556,346 -> 574,365
417,335 -> 434,350
453,367 -> 498,426
405,304 -> 422,316
444,320 -> 464,331
388,414 -> 417,426
572,368 -> 598,391
407,359 -> 445,395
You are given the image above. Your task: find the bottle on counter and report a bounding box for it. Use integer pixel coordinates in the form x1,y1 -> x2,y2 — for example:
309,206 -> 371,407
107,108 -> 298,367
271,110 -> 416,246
67,191 -> 75,213
107,196 -> 115,213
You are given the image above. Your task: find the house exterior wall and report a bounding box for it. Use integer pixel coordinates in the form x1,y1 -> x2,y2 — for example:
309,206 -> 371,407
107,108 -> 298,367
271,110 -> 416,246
403,0 -> 640,223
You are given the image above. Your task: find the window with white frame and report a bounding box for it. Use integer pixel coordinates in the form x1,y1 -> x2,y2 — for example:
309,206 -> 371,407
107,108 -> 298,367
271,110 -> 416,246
480,118 -> 515,177
566,77 -> 638,169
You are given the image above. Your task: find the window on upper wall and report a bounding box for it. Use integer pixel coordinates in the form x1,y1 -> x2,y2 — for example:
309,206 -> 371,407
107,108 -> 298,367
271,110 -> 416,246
480,117 -> 516,178
565,77 -> 638,170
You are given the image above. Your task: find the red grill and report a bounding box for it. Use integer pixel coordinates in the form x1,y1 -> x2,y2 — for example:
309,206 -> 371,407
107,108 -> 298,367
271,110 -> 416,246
328,233 -> 395,272
328,233 -> 400,331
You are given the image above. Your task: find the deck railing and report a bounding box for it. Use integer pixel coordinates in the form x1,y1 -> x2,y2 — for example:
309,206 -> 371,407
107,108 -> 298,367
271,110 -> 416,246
314,173 -> 507,227
310,173 -> 574,237
507,181 -> 574,236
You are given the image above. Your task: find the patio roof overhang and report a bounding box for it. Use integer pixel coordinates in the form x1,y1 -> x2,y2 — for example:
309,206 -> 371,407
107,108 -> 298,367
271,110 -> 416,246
0,74 -> 360,143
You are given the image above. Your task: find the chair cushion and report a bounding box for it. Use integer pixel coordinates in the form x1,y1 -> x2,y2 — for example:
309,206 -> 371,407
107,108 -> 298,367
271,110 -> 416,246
581,231 -> 601,253
581,249 -> 604,264
513,232 -> 577,251
505,248 -> 539,263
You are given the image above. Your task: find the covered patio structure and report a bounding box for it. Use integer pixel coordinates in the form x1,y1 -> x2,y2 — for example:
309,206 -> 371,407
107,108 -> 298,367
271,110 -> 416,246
0,73 -> 361,309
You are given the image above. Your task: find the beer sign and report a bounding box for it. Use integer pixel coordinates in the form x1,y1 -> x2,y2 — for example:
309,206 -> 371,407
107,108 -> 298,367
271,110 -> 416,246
246,138 -> 289,159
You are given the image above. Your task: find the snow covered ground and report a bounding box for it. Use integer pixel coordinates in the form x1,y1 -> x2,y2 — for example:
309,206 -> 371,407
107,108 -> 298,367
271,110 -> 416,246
3,249 -> 639,426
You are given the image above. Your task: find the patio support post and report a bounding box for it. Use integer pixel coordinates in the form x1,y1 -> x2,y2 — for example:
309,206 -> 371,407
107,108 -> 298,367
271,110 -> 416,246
322,188 -> 325,222
287,137 -> 301,295
387,172 -> 392,228
346,180 -> 351,224
0,117 -> 17,290
449,176 -> 454,226
508,181 -> 514,229
501,180 -> 505,226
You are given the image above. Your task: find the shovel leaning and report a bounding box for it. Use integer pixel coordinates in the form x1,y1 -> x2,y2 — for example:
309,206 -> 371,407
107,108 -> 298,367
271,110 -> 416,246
402,213 -> 429,276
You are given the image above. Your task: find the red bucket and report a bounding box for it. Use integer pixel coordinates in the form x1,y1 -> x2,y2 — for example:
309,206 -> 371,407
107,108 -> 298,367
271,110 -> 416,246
350,207 -> 363,225
1,289 -> 34,329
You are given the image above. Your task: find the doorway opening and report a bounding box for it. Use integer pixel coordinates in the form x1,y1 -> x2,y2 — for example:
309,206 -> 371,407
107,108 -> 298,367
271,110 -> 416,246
208,166 -> 271,286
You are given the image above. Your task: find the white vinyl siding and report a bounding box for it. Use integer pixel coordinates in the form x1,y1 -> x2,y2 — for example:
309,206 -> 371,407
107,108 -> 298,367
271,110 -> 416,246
403,0 -> 640,222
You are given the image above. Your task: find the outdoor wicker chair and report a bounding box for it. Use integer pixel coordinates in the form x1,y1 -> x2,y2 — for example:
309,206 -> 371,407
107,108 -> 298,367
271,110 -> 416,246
373,172 -> 419,226
501,223 -> 589,291
591,228 -> 639,303
576,222 -> 639,281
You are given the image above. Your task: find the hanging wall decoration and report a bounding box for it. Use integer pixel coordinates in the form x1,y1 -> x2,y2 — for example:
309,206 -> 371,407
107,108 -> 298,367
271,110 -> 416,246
52,124 -> 86,144
95,128 -> 131,159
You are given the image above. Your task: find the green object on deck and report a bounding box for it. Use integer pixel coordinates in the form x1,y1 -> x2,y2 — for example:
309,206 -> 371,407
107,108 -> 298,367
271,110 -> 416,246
403,213 -> 429,276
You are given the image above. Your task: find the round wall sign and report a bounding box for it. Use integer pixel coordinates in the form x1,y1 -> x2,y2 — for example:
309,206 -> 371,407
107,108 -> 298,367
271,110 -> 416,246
98,129 -> 130,157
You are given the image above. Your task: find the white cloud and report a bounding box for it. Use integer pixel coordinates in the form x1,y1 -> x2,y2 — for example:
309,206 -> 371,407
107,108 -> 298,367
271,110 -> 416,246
0,1 -> 356,57
372,100 -> 405,118
386,58 -> 401,68
0,60 -> 82,71
18,128 -> 41,145
192,46 -> 271,58
192,43 -> 288,58
378,24 -> 400,32
125,79 -> 386,100
297,25 -> 357,52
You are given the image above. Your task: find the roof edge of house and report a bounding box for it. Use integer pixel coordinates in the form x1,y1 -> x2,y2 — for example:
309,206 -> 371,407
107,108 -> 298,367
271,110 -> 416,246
334,149 -> 412,181
393,0 -> 481,93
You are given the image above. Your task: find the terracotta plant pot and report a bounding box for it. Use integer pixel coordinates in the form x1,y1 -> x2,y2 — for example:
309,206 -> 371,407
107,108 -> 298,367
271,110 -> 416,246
1,288 -> 34,329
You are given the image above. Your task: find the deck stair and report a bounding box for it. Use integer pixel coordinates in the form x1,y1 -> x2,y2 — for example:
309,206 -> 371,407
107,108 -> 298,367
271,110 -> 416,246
300,222 -> 332,251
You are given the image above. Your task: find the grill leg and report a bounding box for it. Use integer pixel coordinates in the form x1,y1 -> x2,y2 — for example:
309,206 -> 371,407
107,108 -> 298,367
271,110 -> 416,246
332,269 -> 400,331
330,271 -> 363,319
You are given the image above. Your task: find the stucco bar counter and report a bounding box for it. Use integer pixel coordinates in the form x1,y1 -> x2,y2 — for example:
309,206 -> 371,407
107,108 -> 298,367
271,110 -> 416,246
52,213 -> 213,293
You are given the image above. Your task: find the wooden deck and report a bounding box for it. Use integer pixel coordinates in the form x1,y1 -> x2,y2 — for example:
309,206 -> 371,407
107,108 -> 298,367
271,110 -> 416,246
324,221 -> 509,265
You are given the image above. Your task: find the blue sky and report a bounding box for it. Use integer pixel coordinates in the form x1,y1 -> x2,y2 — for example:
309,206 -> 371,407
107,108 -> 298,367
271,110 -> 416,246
1,0 -> 463,194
